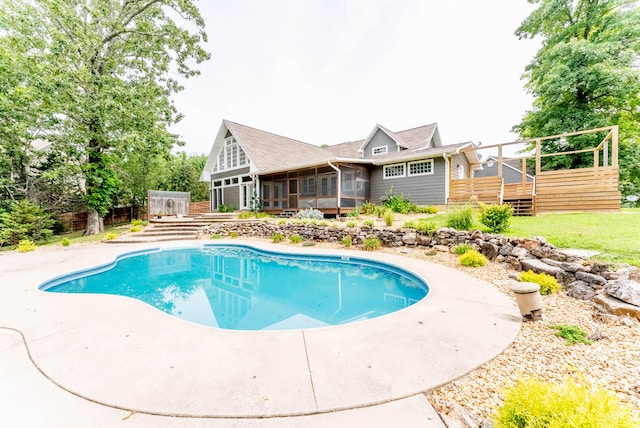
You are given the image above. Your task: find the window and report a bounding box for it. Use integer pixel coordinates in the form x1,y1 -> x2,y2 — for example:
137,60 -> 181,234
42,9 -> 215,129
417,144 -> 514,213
318,174 -> 336,196
408,160 -> 434,176
457,164 -> 464,179
216,137 -> 248,172
372,146 -> 388,155
300,176 -> 315,196
383,163 -> 405,179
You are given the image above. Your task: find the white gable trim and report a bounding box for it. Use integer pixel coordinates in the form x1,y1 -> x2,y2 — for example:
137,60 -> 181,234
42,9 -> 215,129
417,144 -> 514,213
358,125 -> 404,154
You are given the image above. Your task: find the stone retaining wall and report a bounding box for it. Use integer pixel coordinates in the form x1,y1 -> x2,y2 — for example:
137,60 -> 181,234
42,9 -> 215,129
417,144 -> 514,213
204,221 -> 640,320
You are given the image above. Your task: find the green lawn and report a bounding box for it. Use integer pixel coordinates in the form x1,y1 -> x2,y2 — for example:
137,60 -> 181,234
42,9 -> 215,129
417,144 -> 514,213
0,225 -> 126,252
429,208 -> 640,266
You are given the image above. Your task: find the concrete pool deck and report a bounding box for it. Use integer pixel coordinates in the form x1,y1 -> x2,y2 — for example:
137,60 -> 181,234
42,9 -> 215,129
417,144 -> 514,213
0,240 -> 521,427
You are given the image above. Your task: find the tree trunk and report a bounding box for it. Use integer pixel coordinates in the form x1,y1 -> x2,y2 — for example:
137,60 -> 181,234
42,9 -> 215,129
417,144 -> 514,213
85,210 -> 104,235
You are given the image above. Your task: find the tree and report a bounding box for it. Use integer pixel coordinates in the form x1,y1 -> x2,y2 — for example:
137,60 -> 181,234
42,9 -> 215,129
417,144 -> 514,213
514,0 -> 640,172
0,0 -> 210,234
157,152 -> 209,201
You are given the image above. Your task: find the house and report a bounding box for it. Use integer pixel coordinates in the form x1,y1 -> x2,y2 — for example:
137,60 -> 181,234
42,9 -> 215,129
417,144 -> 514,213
473,156 -> 534,184
201,120 -> 481,215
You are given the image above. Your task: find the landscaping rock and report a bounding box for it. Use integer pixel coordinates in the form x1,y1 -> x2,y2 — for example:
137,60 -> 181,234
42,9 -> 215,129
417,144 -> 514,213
575,271 -> 607,287
593,294 -> 640,320
541,259 -> 589,273
519,238 -> 541,250
566,280 -> 596,300
520,258 -> 565,277
402,232 -> 417,245
481,242 -> 499,261
604,278 -> 640,307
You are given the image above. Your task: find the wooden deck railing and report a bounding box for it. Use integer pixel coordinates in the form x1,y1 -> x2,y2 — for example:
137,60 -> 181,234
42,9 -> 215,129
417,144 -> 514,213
449,176 -> 503,204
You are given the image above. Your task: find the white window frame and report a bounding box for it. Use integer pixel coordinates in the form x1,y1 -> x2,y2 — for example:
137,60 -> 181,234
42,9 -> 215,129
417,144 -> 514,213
383,163 -> 406,179
408,159 -> 434,177
372,146 -> 388,156
216,137 -> 249,172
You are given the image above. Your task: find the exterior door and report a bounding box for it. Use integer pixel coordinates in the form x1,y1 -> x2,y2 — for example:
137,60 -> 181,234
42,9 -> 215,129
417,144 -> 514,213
240,183 -> 252,210
212,188 -> 223,211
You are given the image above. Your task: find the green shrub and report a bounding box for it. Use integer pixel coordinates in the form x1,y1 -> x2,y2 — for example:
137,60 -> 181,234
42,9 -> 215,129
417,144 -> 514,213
425,249 -> 437,256
210,233 -> 222,239
229,231 -> 239,238
129,225 -> 142,232
289,234 -> 302,243
237,212 -> 253,219
374,205 -> 387,218
296,208 -> 324,220
218,204 -> 235,213
271,233 -> 284,243
104,232 -> 118,241
415,205 -> 438,214
381,189 -> 414,214
318,220 -> 329,227
446,205 -> 474,230
61,238 -> 71,247
0,200 -> 54,246
454,244 -> 471,255
346,220 -> 357,228
414,220 -> 436,235
278,218 -> 287,225
479,203 -> 513,233
17,239 -> 36,253
403,220 -> 416,229
363,237 -> 381,251
550,324 -> 593,345
383,209 -> 394,226
493,376 -> 638,427
459,249 -> 487,267
255,211 -> 270,218
363,219 -> 375,227
342,235 -> 352,248
346,208 -> 360,218
360,202 -> 377,215
131,219 -> 147,226
518,270 -> 561,295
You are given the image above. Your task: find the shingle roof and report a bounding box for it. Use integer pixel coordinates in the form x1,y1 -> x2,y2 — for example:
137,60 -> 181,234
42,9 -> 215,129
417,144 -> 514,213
369,141 -> 473,164
326,139 -> 364,157
224,120 -> 333,173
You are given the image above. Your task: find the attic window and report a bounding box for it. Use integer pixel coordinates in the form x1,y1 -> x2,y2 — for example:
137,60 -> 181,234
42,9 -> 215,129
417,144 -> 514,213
372,146 -> 388,156
216,137 -> 248,172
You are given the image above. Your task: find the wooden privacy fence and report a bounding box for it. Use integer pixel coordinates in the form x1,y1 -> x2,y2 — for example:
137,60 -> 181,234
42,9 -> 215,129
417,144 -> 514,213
57,207 -> 145,232
189,200 -> 210,214
449,176 -> 503,204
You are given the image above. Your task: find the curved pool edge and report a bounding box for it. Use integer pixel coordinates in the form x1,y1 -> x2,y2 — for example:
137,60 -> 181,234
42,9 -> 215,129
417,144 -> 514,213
0,239 -> 522,417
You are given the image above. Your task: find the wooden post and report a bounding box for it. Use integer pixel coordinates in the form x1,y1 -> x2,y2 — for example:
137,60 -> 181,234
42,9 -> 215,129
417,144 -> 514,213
535,139 -> 541,175
603,132 -> 609,167
521,158 -> 527,192
594,148 -> 599,169
497,145 -> 503,178
612,126 -> 619,167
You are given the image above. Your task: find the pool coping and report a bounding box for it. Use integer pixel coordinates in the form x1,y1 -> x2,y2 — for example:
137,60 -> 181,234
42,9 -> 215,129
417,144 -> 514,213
0,240 -> 521,419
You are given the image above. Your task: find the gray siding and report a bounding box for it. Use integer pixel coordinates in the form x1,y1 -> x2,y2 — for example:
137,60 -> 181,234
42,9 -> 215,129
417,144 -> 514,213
363,130 -> 397,157
451,153 -> 469,179
223,185 -> 240,209
211,166 -> 251,181
474,162 -> 532,183
370,157 -> 447,205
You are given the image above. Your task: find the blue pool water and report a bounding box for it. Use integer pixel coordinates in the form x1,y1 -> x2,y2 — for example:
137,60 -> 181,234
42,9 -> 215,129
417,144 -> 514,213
40,245 -> 429,331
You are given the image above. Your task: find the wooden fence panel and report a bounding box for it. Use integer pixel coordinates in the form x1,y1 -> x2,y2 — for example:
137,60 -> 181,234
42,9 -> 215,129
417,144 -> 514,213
449,176 -> 502,204
189,201 -> 211,214
535,167 -> 620,213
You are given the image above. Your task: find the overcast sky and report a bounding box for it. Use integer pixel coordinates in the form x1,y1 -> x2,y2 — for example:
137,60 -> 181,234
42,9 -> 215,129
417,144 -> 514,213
169,0 -> 541,155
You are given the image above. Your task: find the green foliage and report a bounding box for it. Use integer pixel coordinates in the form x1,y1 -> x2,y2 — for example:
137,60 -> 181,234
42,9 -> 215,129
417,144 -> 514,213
415,220 -> 436,235
271,233 -> 284,243
104,232 -> 118,241
383,209 -> 394,226
341,235 -> 352,248
296,208 -> 324,220
218,204 -> 235,213
302,241 -> 315,247
17,239 -> 36,253
346,220 -> 357,228
514,0 -> 640,174
229,231 -> 239,238
360,202 -> 377,215
479,203 -> 513,233
278,219 -> 287,225
0,200 -> 54,246
454,244 -> 471,255
237,212 -> 253,219
156,152 -> 210,202
289,234 -> 302,243
518,270 -> 561,295
346,208 -> 360,218
493,376 -> 638,427
318,220 -> 329,227
446,206 -> 475,230
131,219 -> 147,227
363,237 -> 381,251
61,237 -> 70,247
381,189 -> 414,214
550,324 -> 593,346
458,249 -> 487,267
129,225 -> 142,233
210,233 -> 222,239
374,205 -> 387,218
363,219 -> 375,227
414,205 -> 438,214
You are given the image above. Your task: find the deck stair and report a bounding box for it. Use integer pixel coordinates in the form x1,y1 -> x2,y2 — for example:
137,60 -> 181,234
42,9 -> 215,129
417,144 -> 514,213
277,209 -> 299,218
503,198 -> 534,216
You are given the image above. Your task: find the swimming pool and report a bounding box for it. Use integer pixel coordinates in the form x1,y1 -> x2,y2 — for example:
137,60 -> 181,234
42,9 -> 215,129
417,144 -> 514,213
40,244 -> 429,330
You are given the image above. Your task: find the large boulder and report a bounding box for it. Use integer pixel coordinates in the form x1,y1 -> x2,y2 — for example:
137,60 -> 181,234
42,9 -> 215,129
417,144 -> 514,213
594,294 -> 640,320
575,271 -> 607,287
481,241 -> 499,261
566,280 -> 596,300
604,278 -> 640,307
520,258 -> 565,277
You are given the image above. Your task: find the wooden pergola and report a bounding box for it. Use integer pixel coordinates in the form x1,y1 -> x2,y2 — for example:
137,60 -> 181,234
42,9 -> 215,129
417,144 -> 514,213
449,126 -> 621,215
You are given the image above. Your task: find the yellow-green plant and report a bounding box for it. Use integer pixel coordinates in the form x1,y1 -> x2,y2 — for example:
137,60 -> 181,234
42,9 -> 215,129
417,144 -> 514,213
363,219 -> 375,227
278,218 -> 287,225
61,237 -> 71,247
342,235 -> 352,248
289,234 -> 302,243
454,244 -> 471,255
518,270 -> 561,295
550,324 -> 593,345
210,234 -> 222,239
458,249 -> 487,267
271,233 -> 284,243
363,237 -> 381,251
129,225 -> 142,232
493,376 -> 639,427
104,232 -> 118,241
131,219 -> 147,226
230,231 -> 239,238
383,209 -> 394,226
346,220 -> 357,228
17,239 -> 36,253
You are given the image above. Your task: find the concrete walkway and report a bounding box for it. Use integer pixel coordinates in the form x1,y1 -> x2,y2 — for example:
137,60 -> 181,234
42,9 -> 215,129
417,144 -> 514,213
0,241 -> 521,427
